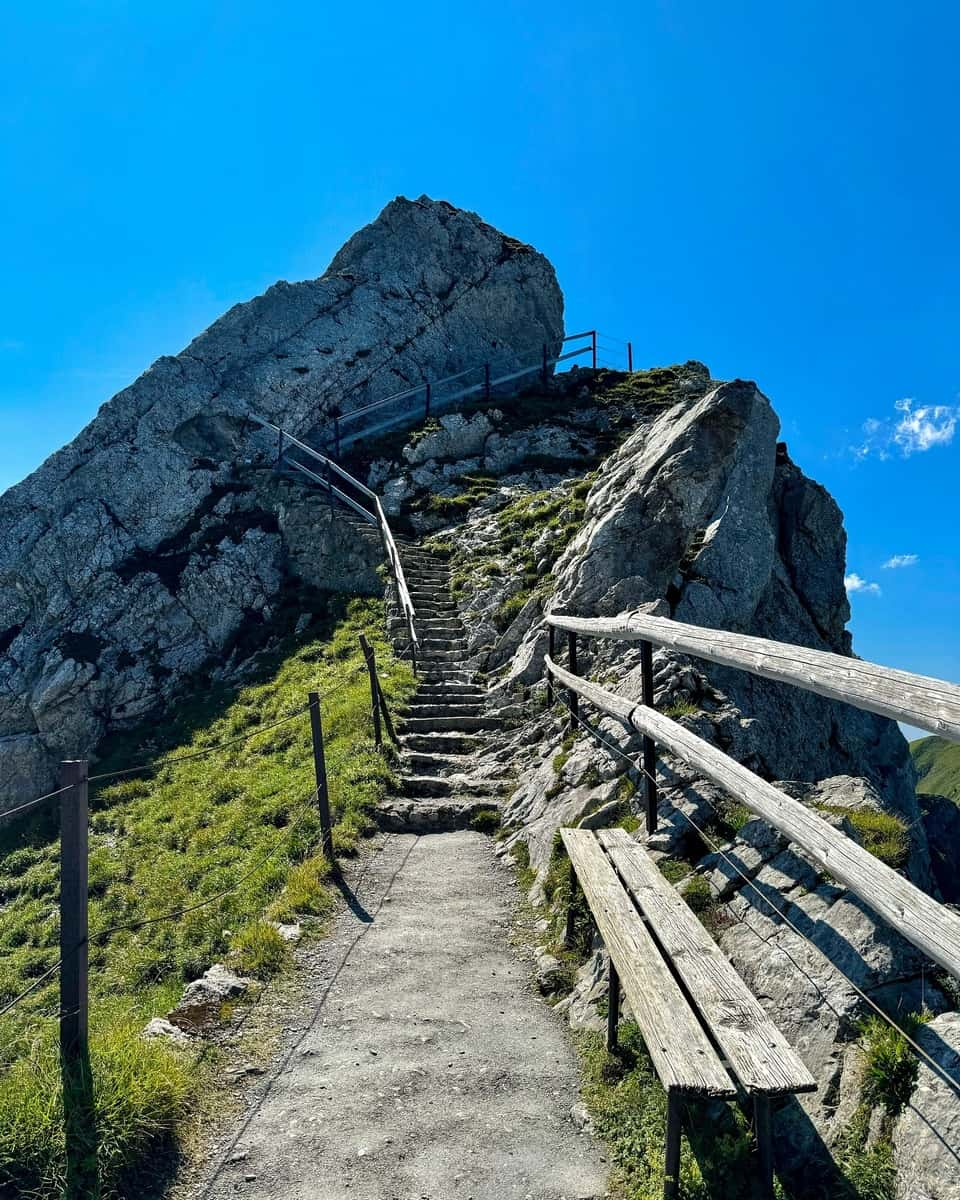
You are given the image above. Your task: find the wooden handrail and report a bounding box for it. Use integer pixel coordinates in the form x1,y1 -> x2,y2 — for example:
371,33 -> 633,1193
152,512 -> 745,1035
546,612 -> 960,743
545,654 -> 960,980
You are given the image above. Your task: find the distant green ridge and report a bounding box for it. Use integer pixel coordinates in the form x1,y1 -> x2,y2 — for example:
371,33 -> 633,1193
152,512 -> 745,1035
911,735 -> 960,803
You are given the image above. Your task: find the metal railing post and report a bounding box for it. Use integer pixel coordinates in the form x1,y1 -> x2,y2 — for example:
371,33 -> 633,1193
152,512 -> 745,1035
424,382 -> 431,420
567,631 -> 579,730
308,692 -> 334,860
546,625 -> 556,706
640,639 -> 658,834
627,342 -> 633,373
591,331 -> 598,370
407,613 -> 418,676
276,427 -> 285,469
358,634 -> 383,749
334,416 -> 341,461
59,760 -> 89,1063
607,960 -> 621,1052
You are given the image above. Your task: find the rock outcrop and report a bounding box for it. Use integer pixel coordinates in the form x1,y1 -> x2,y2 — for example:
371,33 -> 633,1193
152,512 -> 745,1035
0,196 -> 563,810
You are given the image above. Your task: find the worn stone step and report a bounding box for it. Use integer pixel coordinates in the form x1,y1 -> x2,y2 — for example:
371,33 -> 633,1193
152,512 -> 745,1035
400,774 -> 502,799
401,715 -> 502,733
407,702 -> 484,719
401,732 -> 481,755
413,690 -> 484,705
375,799 -> 499,833
401,751 -> 475,775
421,640 -> 467,654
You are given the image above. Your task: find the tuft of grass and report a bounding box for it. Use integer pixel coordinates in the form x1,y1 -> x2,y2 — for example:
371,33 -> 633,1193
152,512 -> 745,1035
494,590 -> 531,631
658,857 -> 693,885
229,920 -> 289,979
663,699 -> 698,719
835,1103 -> 896,1200
469,808 -> 501,835
859,1013 -> 925,1116
0,596 -> 416,1195
817,806 -> 910,868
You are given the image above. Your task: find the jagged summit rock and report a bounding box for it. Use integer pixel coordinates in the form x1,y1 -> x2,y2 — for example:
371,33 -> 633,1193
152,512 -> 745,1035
0,196 -> 563,809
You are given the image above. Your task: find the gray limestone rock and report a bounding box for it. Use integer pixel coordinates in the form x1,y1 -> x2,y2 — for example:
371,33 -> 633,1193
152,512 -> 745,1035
0,196 -> 562,811
893,1012 -> 960,1200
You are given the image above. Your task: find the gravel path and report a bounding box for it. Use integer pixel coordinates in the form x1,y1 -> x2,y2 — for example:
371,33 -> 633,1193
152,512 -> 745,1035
189,831 -> 607,1200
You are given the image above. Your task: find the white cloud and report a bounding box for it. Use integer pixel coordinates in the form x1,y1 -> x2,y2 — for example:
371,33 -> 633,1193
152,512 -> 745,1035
844,572 -> 881,596
882,554 -> 918,569
852,397 -> 957,459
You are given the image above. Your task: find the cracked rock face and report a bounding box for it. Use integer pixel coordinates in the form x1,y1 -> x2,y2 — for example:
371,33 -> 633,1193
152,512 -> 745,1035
0,196 -> 563,809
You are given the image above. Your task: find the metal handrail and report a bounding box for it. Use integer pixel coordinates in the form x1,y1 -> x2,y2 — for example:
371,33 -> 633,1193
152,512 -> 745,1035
252,415 -> 419,665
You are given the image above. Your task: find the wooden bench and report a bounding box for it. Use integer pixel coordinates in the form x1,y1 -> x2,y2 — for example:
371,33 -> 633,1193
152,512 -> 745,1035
560,827 -> 816,1199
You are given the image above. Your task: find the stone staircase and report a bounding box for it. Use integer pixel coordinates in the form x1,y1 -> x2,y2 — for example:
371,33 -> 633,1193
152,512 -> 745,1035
379,541 -> 505,832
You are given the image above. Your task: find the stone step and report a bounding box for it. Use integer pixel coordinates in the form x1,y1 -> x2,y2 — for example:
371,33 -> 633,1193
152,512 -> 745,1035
375,799 -> 499,834
399,775 -> 502,799
413,691 -> 484,705
407,702 -> 484,719
401,732 -> 481,755
421,640 -> 468,653
401,715 -> 502,734
401,751 -> 475,775
419,651 -> 471,664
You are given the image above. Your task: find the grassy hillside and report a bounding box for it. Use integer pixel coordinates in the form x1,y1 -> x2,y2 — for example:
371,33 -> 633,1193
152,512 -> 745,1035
911,735 -> 960,802
0,596 -> 414,1198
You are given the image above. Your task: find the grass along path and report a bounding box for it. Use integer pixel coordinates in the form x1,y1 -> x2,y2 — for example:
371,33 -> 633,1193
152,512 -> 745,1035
0,596 -> 415,1199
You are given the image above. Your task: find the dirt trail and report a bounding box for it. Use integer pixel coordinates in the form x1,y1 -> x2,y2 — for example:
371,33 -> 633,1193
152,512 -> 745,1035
188,831 -> 607,1200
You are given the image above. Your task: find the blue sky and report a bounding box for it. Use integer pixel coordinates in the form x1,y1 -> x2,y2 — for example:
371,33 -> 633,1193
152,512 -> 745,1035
1,0 -> 957,701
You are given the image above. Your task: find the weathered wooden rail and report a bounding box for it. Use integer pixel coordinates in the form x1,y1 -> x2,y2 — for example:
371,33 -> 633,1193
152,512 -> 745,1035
547,611 -> 960,742
544,614 -> 960,980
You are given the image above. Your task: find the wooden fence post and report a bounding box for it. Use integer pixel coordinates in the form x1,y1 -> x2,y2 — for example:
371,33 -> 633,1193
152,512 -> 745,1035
567,631 -> 579,730
358,634 -> 382,749
59,760 -> 88,1062
546,625 -> 555,706
640,640 -> 658,834
308,692 -> 334,860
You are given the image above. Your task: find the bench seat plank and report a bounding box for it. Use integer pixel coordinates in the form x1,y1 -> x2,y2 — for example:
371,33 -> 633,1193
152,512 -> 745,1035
599,828 -> 816,1097
561,829 -> 734,1097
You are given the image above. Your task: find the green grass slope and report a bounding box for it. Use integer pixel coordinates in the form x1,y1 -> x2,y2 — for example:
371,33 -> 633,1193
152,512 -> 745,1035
911,735 -> 960,802
0,596 -> 414,1199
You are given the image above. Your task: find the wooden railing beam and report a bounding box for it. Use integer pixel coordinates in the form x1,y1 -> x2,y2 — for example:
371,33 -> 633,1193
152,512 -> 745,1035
545,654 -> 960,980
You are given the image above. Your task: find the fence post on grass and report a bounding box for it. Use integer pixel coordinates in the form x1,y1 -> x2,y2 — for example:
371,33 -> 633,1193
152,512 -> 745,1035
358,634 -> 383,749
640,640 -> 658,834
308,692 -> 334,860
59,760 -> 89,1062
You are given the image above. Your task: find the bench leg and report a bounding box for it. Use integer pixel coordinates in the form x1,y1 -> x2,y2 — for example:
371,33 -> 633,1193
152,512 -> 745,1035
564,863 -> 579,949
606,959 -> 621,1052
664,1093 -> 682,1200
753,1096 -> 774,1198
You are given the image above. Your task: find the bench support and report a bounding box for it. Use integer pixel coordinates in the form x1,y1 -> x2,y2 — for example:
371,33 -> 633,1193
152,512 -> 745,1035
664,1093 -> 682,1200
606,959 -> 621,1052
753,1096 -> 774,1199
564,863 -> 579,948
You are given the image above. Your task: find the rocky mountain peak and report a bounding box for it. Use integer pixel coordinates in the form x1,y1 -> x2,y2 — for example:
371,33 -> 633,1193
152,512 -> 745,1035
0,198 -> 563,810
